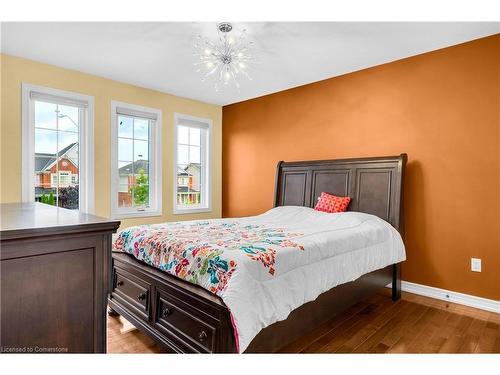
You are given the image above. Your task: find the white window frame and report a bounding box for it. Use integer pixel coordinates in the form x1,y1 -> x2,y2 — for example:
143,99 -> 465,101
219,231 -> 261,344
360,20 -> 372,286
21,83 -> 95,214
173,113 -> 212,215
110,101 -> 162,219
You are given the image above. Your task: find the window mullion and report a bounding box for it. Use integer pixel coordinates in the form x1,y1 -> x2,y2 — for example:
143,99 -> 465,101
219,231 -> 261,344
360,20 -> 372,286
149,120 -> 153,209
132,117 -> 135,209
55,104 -> 59,207
187,126 -> 191,198
78,108 -> 84,211
200,130 -> 204,206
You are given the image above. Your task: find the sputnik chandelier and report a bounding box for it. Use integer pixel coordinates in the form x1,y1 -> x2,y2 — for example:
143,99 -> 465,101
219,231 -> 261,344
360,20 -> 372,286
193,22 -> 255,91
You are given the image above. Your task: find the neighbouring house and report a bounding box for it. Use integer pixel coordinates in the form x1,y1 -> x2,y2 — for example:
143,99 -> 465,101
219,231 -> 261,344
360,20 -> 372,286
177,163 -> 201,205
34,142 -> 79,201
118,160 -> 149,206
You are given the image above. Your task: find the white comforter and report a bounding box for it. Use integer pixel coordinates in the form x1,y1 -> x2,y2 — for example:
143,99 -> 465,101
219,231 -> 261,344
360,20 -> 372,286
114,206 -> 406,352
224,206 -> 405,351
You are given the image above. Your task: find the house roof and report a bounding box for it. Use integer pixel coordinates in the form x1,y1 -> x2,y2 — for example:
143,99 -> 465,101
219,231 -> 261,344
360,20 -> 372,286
35,142 -> 78,172
35,154 -> 56,172
177,163 -> 201,177
119,160 -> 149,175
185,162 -> 200,170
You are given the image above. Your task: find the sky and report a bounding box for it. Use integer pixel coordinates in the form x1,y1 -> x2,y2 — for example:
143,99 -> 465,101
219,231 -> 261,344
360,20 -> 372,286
34,101 -> 79,154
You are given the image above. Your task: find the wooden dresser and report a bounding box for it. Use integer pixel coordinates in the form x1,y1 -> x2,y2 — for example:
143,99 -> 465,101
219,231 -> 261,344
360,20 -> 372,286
0,203 -> 120,353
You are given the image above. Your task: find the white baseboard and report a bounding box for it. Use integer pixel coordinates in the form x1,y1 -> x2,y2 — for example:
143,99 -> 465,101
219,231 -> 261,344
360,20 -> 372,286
387,280 -> 500,314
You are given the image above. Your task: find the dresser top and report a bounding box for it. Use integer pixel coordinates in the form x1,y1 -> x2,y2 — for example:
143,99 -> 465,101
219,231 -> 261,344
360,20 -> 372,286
0,202 -> 120,240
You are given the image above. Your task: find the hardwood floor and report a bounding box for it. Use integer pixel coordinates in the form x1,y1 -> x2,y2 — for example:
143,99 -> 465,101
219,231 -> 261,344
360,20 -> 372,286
107,315 -> 166,353
107,290 -> 500,354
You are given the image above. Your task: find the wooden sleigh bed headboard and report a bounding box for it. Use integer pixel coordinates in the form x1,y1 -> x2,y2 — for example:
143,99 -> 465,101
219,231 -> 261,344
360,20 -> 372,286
273,154 -> 407,233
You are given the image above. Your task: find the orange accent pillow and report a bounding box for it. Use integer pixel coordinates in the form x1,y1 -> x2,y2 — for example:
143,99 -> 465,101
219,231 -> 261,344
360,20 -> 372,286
314,192 -> 351,213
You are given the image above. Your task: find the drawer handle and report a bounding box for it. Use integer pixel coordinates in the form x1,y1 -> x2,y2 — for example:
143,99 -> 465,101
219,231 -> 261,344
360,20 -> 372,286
198,330 -> 208,342
137,293 -> 147,301
161,307 -> 173,318
117,280 -> 124,286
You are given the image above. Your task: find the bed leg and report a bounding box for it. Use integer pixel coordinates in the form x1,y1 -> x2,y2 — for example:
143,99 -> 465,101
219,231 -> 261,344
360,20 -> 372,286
392,263 -> 401,301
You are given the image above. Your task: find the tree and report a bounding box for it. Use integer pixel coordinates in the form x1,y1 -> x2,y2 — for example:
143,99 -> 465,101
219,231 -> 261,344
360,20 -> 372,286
59,186 -> 79,209
131,168 -> 149,207
40,191 -> 56,206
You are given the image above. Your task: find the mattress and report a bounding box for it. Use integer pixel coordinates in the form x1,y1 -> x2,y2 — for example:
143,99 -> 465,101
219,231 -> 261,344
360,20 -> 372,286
113,205 -> 406,352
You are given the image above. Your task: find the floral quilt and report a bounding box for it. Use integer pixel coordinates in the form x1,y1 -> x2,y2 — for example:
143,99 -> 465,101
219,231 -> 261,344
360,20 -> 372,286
113,220 -> 304,296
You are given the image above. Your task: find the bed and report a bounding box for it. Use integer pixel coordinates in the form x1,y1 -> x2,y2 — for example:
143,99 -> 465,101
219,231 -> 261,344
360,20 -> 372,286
108,154 -> 407,353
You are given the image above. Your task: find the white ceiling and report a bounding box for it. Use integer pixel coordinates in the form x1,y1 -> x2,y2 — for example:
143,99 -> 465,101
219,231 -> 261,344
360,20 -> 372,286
1,22 -> 498,105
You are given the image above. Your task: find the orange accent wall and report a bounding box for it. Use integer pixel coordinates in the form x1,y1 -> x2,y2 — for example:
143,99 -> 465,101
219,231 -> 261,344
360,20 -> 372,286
222,35 -> 500,300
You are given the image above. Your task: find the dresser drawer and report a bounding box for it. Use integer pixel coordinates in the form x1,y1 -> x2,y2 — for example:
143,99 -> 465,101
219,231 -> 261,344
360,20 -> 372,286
154,288 -> 218,352
112,267 -> 151,320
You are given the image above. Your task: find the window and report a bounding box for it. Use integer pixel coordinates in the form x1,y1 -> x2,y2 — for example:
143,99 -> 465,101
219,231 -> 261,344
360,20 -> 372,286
22,84 -> 94,213
51,173 -> 58,186
59,171 -> 71,187
174,113 -> 211,214
111,101 -> 162,218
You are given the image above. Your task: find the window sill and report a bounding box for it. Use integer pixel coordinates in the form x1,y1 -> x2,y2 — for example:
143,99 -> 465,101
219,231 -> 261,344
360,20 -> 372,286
111,209 -> 162,220
173,207 -> 212,215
